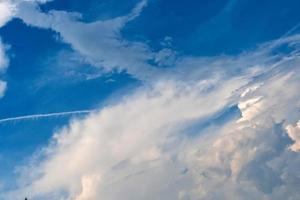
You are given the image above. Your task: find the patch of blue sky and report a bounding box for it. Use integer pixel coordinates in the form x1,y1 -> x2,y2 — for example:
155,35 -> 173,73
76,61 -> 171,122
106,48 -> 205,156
40,0 -> 142,22
122,0 -> 300,56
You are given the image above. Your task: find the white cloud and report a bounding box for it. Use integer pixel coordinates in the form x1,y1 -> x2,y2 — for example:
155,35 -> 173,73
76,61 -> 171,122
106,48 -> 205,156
3,38 -> 300,199
181,57 -> 300,200
286,121 -> 300,152
16,0 -> 159,80
0,0 -> 16,27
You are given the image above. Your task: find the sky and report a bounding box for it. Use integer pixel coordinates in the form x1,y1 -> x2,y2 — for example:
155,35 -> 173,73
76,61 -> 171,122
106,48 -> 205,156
0,0 -> 300,199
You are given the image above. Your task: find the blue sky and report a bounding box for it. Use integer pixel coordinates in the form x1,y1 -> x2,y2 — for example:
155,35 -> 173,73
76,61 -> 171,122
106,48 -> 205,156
0,0 -> 300,199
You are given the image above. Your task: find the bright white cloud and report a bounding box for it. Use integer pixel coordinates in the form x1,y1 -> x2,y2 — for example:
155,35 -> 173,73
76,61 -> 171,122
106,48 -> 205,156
7,77 -> 246,199
286,121 -> 300,152
0,0 -> 16,27
181,58 -> 300,200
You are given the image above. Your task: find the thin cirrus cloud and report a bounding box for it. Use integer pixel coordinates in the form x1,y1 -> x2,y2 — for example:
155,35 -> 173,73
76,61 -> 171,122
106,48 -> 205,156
1,0 -> 300,200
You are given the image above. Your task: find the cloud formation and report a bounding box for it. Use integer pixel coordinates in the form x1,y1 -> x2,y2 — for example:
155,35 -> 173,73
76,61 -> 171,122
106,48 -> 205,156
286,121 -> 300,152
1,1 -> 300,200
0,0 -> 16,27
2,32 -> 300,199
16,0 -> 159,80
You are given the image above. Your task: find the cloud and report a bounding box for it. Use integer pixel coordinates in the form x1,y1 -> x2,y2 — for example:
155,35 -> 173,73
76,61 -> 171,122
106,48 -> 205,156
3,76 -> 248,199
2,1 -> 300,199
15,0 -> 300,83
0,0 -> 16,27
181,57 -> 300,200
16,0 -> 159,80
286,121 -> 300,152
2,33 -> 300,199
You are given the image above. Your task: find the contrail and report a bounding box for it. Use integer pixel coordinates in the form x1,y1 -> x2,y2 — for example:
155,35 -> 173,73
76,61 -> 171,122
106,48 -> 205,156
0,110 -> 94,124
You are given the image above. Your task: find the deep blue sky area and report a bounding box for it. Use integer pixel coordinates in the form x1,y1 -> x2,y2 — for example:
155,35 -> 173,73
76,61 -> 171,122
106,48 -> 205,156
0,0 -> 300,193
122,0 -> 300,55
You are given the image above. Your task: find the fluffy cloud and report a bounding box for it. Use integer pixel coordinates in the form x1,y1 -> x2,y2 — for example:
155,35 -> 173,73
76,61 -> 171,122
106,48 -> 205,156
181,56 -> 300,200
286,121 -> 300,152
2,33 -> 300,200
7,76 -> 246,199
0,0 -> 16,27
0,39 -> 8,71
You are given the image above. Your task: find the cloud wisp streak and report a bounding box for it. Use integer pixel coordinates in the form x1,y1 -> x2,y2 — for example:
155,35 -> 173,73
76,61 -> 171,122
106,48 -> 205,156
0,110 -> 94,124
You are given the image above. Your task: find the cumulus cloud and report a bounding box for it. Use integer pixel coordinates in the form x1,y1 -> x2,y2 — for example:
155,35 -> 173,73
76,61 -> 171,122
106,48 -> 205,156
0,39 -> 9,71
286,121 -> 300,152
181,56 -> 300,200
2,32 -> 300,199
6,77 -> 246,199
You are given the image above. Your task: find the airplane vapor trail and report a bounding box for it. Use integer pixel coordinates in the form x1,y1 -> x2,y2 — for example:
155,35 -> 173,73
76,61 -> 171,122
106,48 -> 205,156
0,110 -> 94,124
